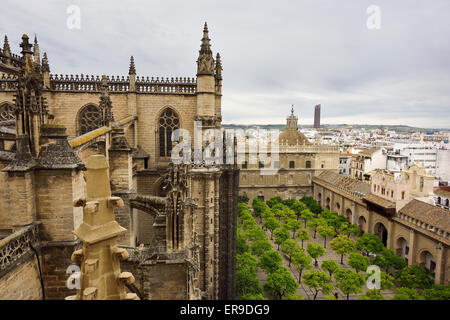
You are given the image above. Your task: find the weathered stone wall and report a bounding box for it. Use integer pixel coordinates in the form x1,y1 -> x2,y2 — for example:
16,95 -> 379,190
0,252 -> 43,300
5,171 -> 36,230
0,171 -> 12,231
41,242 -> 80,300
35,169 -> 81,241
121,260 -> 187,300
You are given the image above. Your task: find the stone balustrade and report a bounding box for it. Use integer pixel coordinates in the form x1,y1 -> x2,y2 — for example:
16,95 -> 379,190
0,223 -> 40,272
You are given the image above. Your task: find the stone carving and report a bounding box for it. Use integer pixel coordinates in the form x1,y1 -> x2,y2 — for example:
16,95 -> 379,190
68,155 -> 139,300
162,163 -> 188,251
0,103 -> 15,121
0,223 -> 39,271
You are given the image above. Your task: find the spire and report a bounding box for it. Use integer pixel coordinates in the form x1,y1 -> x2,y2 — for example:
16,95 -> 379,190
33,34 -> 40,63
3,35 -> 10,54
215,53 -> 222,80
291,104 -> 294,116
128,56 -> 136,75
42,52 -> 50,72
197,22 -> 214,75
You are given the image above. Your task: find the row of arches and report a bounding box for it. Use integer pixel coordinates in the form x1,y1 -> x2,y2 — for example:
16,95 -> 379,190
316,188 -> 443,281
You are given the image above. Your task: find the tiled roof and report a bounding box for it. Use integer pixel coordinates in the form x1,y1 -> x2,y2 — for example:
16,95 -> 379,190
359,148 -> 379,157
363,194 -> 396,209
435,189 -> 450,198
399,199 -> 450,232
315,170 -> 371,196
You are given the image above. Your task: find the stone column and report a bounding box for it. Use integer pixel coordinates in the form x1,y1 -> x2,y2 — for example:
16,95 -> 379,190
434,243 -> 445,285
408,229 -> 416,266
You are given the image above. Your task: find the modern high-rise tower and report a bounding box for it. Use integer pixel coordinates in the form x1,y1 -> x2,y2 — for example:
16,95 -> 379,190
314,104 -> 321,129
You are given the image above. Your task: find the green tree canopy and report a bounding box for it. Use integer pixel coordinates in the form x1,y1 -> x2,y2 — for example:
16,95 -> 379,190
250,239 -> 272,257
292,250 -> 313,283
373,248 -> 407,272
392,287 -> 424,300
281,239 -> 302,267
356,233 -> 384,256
241,293 -> 267,300
236,228 -> 249,254
263,267 -> 298,300
282,198 -> 296,208
263,216 -> 281,240
300,209 -> 315,228
358,289 -> 386,300
303,270 -> 334,300
329,235 -> 356,264
295,228 -> 309,249
267,196 -> 283,208
334,268 -> 365,300
321,259 -> 339,278
238,194 -> 250,204
306,242 -> 326,266
259,250 -> 283,274
394,265 -> 434,290
236,252 -> 258,274
292,201 -> 308,220
348,252 -> 370,273
422,284 -> 450,300
339,223 -> 361,238
236,268 -> 262,297
317,224 -> 335,248
274,228 -> 290,250
286,218 -> 302,239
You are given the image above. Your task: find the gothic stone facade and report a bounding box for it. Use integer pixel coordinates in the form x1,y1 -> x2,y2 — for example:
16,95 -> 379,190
0,24 -> 238,300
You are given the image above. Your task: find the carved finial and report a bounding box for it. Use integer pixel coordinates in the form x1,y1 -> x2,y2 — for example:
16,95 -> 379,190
291,104 -> 294,115
215,53 -> 222,79
42,52 -> 50,72
20,34 -> 33,55
128,56 -> 136,75
197,22 -> 214,75
3,35 -> 10,54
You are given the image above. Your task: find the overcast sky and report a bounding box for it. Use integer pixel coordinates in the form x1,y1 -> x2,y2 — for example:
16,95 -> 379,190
2,0 -> 449,128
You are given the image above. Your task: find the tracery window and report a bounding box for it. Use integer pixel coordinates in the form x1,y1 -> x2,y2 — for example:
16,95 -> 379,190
159,108 -> 179,157
79,105 -> 102,135
0,103 -> 15,121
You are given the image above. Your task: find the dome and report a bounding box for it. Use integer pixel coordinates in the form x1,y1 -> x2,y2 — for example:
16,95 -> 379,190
278,129 -> 311,146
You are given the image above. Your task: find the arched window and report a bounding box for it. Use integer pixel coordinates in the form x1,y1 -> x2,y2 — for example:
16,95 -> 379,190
437,197 -> 441,204
158,108 -> 179,157
78,104 -> 102,135
305,160 -> 311,168
0,102 -> 15,121
446,199 -> 449,207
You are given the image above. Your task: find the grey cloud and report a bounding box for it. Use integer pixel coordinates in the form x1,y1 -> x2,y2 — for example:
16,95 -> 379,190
1,0 -> 449,128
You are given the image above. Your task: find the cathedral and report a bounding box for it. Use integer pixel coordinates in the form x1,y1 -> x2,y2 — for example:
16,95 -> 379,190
0,24 -> 239,300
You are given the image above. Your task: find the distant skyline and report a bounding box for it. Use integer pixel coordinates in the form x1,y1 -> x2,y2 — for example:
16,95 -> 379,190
1,0 -> 449,128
